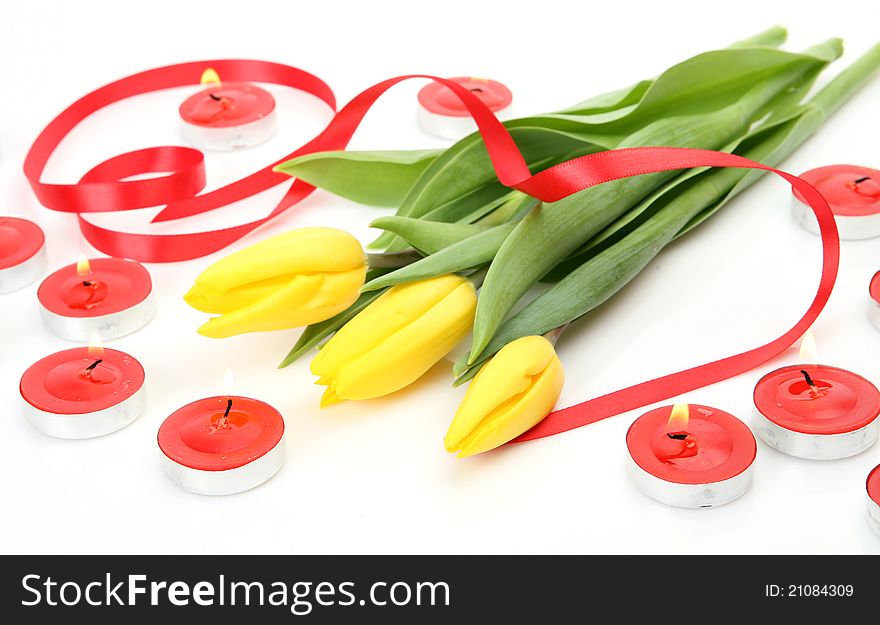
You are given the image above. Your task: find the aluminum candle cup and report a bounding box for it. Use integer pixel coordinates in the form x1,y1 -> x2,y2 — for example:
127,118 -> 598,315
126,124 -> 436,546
791,165 -> 880,240
867,465 -> 880,537
417,76 -> 512,140
179,75 -> 277,151
868,272 -> 880,333
158,396 -> 286,496
38,257 -> 154,341
0,217 -> 46,293
20,347 -> 145,439
626,404 -> 757,509
752,365 -> 880,460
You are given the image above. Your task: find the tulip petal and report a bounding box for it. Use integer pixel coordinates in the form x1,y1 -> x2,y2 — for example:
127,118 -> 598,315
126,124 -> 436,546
326,282 -> 476,400
320,387 -> 343,408
445,336 -> 554,445
455,359 -> 564,457
311,274 -> 467,380
197,274 -> 321,338
445,335 -> 564,456
197,267 -> 365,338
185,274 -> 293,314
186,227 -> 366,314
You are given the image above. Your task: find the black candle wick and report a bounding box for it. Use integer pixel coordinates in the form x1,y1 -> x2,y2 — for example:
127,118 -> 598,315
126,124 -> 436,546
221,398 -> 233,422
667,432 -> 688,440
85,359 -> 102,372
82,280 -> 95,287
800,369 -> 818,389
209,93 -> 223,101
853,176 -> 871,184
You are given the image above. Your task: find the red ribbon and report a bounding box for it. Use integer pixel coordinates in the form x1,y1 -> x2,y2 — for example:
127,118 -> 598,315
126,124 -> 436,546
513,150 -> 838,442
24,60 -> 839,439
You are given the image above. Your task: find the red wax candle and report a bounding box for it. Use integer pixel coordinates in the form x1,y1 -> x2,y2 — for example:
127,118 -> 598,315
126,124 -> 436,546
179,70 -> 277,151
20,346 -> 145,439
417,76 -> 513,139
868,272 -> 880,333
158,396 -> 286,495
753,365 -> 880,459
0,217 -> 46,293
867,465 -> 880,536
792,165 -> 880,240
38,257 -> 153,341
626,404 -> 756,508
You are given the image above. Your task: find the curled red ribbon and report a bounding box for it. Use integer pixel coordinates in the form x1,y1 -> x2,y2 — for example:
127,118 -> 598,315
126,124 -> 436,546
23,60 -> 838,440
513,150 -> 838,441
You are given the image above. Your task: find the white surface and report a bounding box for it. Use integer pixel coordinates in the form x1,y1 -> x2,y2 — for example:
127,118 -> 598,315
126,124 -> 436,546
1,0 -> 880,555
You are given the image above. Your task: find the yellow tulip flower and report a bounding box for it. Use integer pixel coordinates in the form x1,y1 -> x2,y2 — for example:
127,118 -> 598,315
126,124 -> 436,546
185,227 -> 366,338
445,335 -> 564,457
311,274 -> 476,406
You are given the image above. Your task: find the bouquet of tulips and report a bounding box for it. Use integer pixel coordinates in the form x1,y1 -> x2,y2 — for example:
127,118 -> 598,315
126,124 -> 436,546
185,27 -> 880,457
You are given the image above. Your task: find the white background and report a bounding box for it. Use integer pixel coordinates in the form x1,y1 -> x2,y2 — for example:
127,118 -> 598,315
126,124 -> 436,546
1,0 -> 879,555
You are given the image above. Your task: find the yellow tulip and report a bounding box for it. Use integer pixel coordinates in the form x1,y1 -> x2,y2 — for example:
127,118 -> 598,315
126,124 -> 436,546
184,227 -> 366,338
311,274 -> 476,406
445,335 -> 564,457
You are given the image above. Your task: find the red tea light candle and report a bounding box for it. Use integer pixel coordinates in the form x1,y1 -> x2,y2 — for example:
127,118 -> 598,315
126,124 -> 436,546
158,382 -> 286,496
38,256 -> 154,341
417,76 -> 513,140
20,340 -> 145,439
753,365 -> 880,459
753,330 -> 880,459
867,465 -> 880,537
0,217 -> 46,293
792,165 -> 880,240
868,271 -> 880,333
626,404 -> 756,508
179,68 -> 277,151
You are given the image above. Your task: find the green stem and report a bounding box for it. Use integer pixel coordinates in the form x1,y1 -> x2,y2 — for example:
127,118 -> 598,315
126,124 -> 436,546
468,267 -> 490,289
367,250 -> 423,269
730,26 -> 787,48
810,43 -> 880,117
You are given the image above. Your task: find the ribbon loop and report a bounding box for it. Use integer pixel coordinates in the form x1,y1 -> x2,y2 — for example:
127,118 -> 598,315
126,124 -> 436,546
72,146 -> 207,212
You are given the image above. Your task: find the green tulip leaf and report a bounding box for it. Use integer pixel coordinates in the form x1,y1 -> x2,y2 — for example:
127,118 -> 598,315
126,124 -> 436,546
454,42 -> 880,382
362,224 -> 516,292
370,217 -> 487,255
467,39 -> 843,361
275,149 -> 441,207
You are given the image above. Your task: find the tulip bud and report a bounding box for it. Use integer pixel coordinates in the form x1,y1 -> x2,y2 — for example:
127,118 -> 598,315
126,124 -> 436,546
311,274 -> 476,406
445,335 -> 564,457
185,227 -> 366,338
